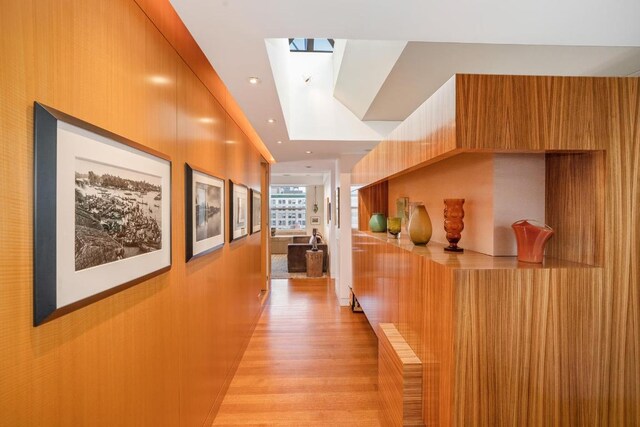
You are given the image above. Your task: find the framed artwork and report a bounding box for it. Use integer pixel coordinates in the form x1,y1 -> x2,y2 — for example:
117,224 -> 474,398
326,197 -> 331,224
185,164 -> 225,261
336,187 -> 341,228
396,196 -> 409,226
229,180 -> 249,241
310,216 -> 320,225
250,189 -> 262,234
33,102 -> 172,326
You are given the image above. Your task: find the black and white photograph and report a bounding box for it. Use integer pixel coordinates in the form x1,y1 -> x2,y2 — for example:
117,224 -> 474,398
229,180 -> 248,241
250,189 -> 261,234
185,164 -> 225,261
196,182 -> 221,241
75,159 -> 162,271
33,103 -> 171,326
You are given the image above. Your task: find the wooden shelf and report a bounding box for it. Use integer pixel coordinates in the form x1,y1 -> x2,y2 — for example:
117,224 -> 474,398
359,230 -> 599,270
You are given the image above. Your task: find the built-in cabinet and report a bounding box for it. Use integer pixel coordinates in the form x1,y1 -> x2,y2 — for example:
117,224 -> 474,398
352,74 -> 638,426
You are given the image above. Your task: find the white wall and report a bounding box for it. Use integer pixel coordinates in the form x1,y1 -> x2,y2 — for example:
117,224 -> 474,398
305,185 -> 325,237
333,40 -> 407,119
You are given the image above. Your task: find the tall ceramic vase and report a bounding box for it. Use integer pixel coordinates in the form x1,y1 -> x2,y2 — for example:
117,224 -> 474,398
511,219 -> 554,263
443,199 -> 465,252
408,203 -> 432,245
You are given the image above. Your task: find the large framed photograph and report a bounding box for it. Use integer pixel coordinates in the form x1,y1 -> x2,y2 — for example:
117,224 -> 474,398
33,103 -> 172,326
229,180 -> 248,241
250,189 -> 262,234
185,164 -> 224,261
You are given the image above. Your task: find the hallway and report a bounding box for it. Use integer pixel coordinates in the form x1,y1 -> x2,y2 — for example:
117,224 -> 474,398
213,279 -> 380,426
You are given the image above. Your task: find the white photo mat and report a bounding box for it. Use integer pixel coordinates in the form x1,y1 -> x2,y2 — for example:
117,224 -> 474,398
56,121 -> 171,309
191,169 -> 224,257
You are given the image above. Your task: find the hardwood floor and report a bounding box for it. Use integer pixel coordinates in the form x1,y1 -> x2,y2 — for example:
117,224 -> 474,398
212,278 -> 381,426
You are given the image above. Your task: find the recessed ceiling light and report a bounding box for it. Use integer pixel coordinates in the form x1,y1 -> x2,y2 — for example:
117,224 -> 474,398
267,118 -> 276,124
248,77 -> 261,85
198,117 -> 215,124
305,151 -> 312,154
305,166 -> 312,168
225,140 -> 235,144
283,174 -> 290,176
276,140 -> 282,144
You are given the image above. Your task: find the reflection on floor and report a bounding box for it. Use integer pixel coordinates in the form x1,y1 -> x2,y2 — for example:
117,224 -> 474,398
270,254 -> 327,279
212,278 -> 380,426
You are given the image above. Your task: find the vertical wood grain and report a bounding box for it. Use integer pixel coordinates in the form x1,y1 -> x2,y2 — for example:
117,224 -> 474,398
358,181 -> 389,231
352,76 -> 457,187
353,75 -> 640,426
0,0 -> 265,424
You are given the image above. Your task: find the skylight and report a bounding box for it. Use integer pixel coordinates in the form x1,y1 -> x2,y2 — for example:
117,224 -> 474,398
289,38 -> 335,53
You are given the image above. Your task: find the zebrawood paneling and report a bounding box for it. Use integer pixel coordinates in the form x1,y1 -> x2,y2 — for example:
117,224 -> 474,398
352,76 -> 458,187
379,323 -> 424,427
358,181 -> 389,231
545,152 -> 605,266
0,0 -> 265,425
455,74 -> 608,151
353,75 -> 640,425
453,268 -> 605,426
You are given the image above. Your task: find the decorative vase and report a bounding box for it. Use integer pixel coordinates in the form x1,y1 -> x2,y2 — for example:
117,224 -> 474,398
408,204 -> 432,245
369,213 -> 387,232
511,219 -> 554,263
443,199 -> 465,252
387,217 -> 402,239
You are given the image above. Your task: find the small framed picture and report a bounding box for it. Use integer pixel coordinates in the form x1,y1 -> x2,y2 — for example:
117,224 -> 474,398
229,180 -> 249,241
33,102 -> 172,325
326,197 -> 331,224
185,164 -> 225,261
310,216 -> 320,225
336,187 -> 341,228
250,189 -> 262,234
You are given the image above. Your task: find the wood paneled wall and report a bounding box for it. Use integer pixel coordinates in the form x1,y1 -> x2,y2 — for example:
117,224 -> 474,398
353,75 -> 639,425
357,181 -> 388,231
0,0 -> 266,425
352,76 -> 458,187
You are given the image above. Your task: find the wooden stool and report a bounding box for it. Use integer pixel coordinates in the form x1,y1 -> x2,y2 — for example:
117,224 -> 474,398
305,250 -> 323,277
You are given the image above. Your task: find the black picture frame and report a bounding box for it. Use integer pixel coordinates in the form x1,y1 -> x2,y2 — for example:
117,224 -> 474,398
185,163 -> 225,262
250,189 -> 262,234
229,180 -> 249,242
33,102 -> 172,326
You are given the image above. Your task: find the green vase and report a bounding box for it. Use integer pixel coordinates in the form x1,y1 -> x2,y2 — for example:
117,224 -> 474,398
408,204 -> 432,245
387,217 -> 402,238
369,213 -> 387,232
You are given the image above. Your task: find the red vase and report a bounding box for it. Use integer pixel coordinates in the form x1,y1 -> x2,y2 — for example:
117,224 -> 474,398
511,220 -> 554,263
443,199 -> 465,252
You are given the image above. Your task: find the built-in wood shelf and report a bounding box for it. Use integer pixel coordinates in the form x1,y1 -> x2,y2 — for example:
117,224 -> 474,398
352,74 -> 639,424
379,323 -> 424,426
360,231 -> 598,270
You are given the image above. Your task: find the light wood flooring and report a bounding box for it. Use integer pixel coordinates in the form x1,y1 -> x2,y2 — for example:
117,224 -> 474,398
212,278 -> 380,426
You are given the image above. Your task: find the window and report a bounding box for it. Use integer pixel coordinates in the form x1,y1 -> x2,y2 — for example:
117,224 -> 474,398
289,38 -> 335,53
270,186 -> 306,230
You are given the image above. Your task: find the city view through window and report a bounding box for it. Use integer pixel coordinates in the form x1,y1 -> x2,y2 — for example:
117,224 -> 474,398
270,186 -> 306,230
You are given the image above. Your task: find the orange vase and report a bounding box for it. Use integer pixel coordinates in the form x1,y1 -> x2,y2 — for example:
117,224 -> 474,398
443,199 -> 465,252
511,220 -> 554,263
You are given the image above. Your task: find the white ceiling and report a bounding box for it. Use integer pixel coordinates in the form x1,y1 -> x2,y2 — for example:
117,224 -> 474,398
170,0 -> 640,170
363,42 -> 640,120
